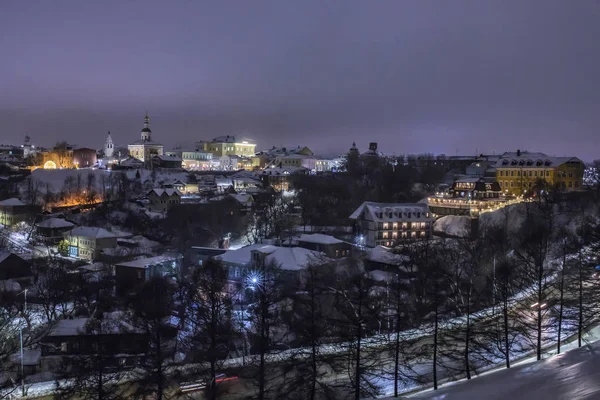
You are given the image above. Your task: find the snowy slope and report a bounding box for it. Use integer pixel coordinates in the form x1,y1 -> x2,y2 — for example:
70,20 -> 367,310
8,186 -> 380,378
433,215 -> 471,237
410,334 -> 600,400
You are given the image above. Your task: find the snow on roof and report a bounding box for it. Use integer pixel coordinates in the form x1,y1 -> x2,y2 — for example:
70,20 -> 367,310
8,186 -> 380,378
35,218 -> 74,229
215,177 -> 233,186
494,151 -> 582,169
67,226 -> 116,239
217,244 -> 326,270
47,318 -> 88,336
212,135 -> 237,143
0,251 -> 11,264
260,166 -> 306,175
129,139 -> 163,146
217,244 -> 264,265
367,246 -> 408,265
228,193 -> 253,204
349,201 -> 431,221
115,255 -> 178,269
153,154 -> 182,162
297,233 -> 344,245
148,188 -> 182,197
0,198 -> 26,206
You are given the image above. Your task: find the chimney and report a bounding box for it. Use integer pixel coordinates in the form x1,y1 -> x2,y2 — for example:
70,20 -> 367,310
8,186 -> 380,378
517,149 -> 521,157
369,142 -> 378,152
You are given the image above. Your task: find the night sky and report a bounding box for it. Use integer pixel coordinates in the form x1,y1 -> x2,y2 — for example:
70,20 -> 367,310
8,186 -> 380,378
1,1 -> 600,159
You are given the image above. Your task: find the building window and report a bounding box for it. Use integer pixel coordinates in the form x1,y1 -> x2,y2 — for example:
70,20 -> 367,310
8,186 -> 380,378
568,181 -> 573,188
546,170 -> 550,177
499,171 -> 504,177
510,181 -> 514,188
510,171 -> 514,177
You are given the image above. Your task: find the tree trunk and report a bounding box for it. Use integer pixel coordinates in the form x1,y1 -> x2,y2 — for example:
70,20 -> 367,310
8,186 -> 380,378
258,290 -> 267,400
503,289 -> 510,369
393,278 -> 401,397
309,274 -> 317,400
433,303 -> 438,390
464,290 -> 471,380
354,280 -> 363,400
536,261 -> 543,361
578,249 -> 583,348
557,246 -> 565,354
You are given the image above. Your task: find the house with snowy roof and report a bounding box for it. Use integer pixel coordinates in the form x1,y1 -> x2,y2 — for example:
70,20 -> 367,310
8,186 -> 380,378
39,312 -> 148,372
0,197 -> 30,227
114,254 -> 182,296
296,233 -> 352,259
350,202 -> 434,247
147,188 -> 182,212
215,244 -> 329,296
34,217 -> 75,244
63,226 -> 118,260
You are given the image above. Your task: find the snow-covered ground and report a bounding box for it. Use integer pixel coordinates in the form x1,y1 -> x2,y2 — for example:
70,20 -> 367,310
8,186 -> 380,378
433,215 -> 471,237
409,326 -> 600,400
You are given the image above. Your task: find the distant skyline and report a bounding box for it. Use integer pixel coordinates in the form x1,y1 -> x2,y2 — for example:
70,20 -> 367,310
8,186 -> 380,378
2,1 -> 600,160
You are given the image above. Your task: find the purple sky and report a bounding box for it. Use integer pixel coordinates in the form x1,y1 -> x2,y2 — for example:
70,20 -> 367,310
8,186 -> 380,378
1,0 -> 600,159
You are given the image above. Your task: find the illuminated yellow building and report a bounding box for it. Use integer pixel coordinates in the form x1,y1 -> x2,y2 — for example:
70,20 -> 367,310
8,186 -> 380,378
494,151 -> 585,195
197,136 -> 256,158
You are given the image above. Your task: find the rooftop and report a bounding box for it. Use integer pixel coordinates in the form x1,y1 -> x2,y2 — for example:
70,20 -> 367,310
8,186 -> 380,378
218,244 -> 326,270
349,201 -> 431,221
0,198 -> 27,207
153,154 -> 182,162
129,139 -> 163,146
35,218 -> 75,229
297,233 -> 344,245
148,188 -> 183,197
115,254 -> 179,269
495,151 -> 582,169
67,226 -> 116,239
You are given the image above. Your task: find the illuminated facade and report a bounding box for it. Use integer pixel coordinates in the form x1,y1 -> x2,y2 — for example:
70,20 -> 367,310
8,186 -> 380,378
197,136 -> 256,158
428,178 -> 506,217
349,202 -> 434,247
127,114 -> 164,164
494,151 -> 584,195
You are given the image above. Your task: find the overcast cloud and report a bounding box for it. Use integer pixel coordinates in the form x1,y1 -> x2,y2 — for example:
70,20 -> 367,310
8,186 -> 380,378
1,0 -> 600,159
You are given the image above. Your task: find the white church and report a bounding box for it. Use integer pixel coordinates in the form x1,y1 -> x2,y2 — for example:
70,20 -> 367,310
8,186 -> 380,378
127,114 -> 164,164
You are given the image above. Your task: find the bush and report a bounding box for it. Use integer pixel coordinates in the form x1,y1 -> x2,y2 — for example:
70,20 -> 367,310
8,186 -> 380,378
57,239 -> 70,256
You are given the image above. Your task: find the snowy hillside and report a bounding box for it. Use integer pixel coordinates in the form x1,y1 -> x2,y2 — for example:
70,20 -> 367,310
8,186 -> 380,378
433,215 -> 471,237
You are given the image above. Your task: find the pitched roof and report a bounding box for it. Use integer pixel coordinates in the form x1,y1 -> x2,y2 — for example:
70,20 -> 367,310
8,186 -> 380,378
218,244 -> 326,270
153,154 -> 182,162
148,188 -> 183,197
115,255 -> 178,269
349,202 -> 431,221
129,139 -> 163,146
0,198 -> 26,206
494,151 -> 582,169
0,251 -> 11,264
297,233 -> 344,245
67,226 -> 116,239
35,218 -> 75,229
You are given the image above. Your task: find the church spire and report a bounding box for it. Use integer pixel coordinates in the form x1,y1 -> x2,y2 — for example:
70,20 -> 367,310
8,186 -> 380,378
141,114 -> 152,141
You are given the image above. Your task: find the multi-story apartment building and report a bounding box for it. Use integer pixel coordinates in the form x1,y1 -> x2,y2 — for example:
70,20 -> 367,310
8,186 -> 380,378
64,226 -> 118,260
494,151 -> 585,195
350,202 -> 435,247
197,136 -> 256,158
